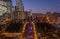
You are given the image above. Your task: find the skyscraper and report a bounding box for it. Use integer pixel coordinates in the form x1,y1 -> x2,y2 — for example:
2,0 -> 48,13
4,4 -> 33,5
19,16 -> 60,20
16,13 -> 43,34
3,0 -> 12,13
0,0 -> 7,15
16,0 -> 24,11
15,0 -> 25,20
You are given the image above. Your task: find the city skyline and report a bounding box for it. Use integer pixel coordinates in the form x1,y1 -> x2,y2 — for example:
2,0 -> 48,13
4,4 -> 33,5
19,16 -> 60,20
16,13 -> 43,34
12,0 -> 60,13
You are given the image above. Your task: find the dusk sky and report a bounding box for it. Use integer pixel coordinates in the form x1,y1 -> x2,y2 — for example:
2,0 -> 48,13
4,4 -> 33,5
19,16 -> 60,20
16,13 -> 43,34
12,0 -> 60,13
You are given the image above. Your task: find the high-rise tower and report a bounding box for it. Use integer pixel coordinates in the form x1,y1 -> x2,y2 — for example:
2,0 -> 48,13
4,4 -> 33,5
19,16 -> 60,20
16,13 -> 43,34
15,0 -> 25,20
3,0 -> 12,13
16,0 -> 24,11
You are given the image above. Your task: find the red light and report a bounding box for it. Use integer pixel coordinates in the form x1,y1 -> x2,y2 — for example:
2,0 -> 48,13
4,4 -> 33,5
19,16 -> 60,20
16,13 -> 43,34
30,27 -> 32,30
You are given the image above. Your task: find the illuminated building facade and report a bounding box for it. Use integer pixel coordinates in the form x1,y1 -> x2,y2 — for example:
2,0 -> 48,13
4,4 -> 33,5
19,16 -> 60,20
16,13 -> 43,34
15,0 -> 25,20
0,1 -> 7,15
3,0 -> 12,13
16,0 -> 24,12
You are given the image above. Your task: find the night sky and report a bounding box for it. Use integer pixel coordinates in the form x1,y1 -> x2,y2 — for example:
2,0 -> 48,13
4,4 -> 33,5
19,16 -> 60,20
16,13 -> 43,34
12,0 -> 60,13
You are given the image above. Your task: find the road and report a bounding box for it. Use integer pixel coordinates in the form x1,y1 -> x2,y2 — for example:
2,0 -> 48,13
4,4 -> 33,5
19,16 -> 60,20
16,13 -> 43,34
20,22 -> 37,39
0,21 -> 59,39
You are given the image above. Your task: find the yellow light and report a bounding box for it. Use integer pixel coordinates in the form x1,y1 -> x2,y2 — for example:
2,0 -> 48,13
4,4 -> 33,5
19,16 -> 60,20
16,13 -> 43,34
5,18 -> 11,22
46,17 -> 52,24
20,22 -> 38,39
32,22 -> 37,39
20,22 -> 28,39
